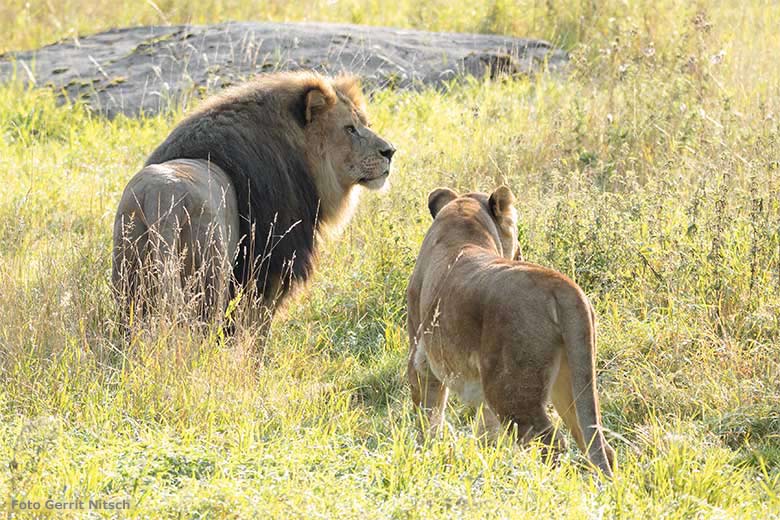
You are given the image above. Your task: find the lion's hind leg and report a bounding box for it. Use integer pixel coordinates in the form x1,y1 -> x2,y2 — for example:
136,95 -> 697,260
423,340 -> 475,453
112,201 -> 149,330
184,214 -> 238,327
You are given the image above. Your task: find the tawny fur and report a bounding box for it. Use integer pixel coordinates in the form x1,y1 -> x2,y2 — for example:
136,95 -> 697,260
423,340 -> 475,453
406,186 -> 616,477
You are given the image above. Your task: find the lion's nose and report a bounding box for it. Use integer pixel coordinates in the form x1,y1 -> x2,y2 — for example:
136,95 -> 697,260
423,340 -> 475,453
380,146 -> 396,161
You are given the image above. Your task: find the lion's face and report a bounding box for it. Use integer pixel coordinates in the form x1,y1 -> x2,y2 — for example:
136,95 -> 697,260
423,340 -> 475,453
330,100 -> 395,190
304,79 -> 395,192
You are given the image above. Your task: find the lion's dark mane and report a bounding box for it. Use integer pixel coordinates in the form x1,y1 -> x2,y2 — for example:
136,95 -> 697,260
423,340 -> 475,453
145,77 -> 322,307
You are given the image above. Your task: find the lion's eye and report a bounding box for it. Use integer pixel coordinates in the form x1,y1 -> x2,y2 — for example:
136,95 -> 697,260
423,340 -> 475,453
345,125 -> 358,135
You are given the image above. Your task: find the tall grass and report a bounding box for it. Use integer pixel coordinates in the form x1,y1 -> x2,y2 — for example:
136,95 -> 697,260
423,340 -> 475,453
1,1 -> 780,518
5,0 -> 776,56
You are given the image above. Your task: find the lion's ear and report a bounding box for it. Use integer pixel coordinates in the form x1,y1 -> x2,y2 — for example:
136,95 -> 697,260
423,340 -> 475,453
305,85 -> 336,124
489,185 -> 516,219
332,75 -> 367,113
428,187 -> 459,219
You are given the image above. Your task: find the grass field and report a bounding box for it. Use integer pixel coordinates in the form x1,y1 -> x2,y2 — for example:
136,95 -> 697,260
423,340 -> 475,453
2,1 -> 780,518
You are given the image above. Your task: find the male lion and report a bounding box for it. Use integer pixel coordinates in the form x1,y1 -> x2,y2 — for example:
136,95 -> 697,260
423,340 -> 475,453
406,186 -> 615,477
112,71 -> 395,326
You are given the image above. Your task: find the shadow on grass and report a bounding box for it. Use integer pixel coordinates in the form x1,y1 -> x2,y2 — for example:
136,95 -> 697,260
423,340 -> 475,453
347,353 -> 406,415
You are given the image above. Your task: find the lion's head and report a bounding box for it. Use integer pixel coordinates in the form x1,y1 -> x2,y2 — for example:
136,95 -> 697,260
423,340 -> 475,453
303,76 -> 395,193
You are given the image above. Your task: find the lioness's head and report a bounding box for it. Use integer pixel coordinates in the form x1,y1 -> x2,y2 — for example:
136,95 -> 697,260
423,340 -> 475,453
303,75 -> 395,191
428,186 -> 521,260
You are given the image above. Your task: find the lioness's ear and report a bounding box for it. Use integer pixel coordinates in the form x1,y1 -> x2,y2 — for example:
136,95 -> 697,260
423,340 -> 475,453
305,85 -> 337,124
428,187 -> 459,219
489,185 -> 516,219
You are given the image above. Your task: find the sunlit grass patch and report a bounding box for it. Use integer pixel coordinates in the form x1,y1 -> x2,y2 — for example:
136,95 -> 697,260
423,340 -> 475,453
2,2 -> 780,517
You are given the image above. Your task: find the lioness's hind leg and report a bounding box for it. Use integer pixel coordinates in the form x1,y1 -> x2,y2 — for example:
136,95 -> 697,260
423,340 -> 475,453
483,367 -> 566,460
475,405 -> 502,441
508,410 -> 566,459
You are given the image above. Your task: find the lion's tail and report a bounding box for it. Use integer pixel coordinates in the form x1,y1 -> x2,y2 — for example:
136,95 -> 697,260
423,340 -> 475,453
557,288 -> 613,477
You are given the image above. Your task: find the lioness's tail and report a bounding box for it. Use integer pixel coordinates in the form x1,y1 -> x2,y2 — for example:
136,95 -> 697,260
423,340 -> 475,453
557,288 -> 614,477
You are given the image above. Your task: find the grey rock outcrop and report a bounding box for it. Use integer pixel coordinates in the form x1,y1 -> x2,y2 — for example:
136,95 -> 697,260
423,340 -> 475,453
0,21 -> 567,117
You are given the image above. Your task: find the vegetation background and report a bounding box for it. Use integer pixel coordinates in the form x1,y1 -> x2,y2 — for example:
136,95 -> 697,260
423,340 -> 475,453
1,0 -> 779,517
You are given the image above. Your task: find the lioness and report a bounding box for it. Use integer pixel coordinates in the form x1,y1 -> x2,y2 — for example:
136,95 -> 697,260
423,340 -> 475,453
406,186 -> 615,477
113,71 -> 395,325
